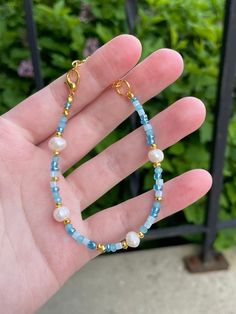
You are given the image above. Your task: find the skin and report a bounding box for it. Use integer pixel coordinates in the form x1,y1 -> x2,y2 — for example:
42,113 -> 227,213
0,35 -> 212,313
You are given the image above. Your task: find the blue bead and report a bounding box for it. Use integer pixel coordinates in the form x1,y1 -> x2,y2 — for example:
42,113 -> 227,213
115,242 -> 123,250
72,231 -> 81,240
146,135 -> 155,145
111,244 -> 117,252
105,244 -> 111,252
140,114 -> 149,125
131,97 -> 138,102
52,186 -> 59,192
87,240 -> 97,250
54,196 -> 62,202
65,224 -> 76,235
154,173 -> 162,179
151,207 -> 160,218
64,102 -> 72,109
146,129 -> 154,136
57,127 -> 64,133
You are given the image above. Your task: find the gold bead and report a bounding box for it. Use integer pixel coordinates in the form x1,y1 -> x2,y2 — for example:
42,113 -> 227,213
56,202 -> 62,207
151,144 -> 157,149
63,218 -> 71,225
51,176 -> 59,182
155,196 -> 163,201
64,109 -> 69,116
97,243 -> 106,253
138,232 -> 144,238
54,151 -> 60,156
153,162 -> 161,168
68,95 -> 73,103
56,131 -> 62,137
121,240 -> 128,249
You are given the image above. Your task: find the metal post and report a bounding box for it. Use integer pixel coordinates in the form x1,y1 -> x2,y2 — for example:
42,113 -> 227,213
202,0 -> 236,263
23,0 -> 44,90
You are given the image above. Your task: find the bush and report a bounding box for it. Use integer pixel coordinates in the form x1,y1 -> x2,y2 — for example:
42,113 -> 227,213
0,0 -> 235,250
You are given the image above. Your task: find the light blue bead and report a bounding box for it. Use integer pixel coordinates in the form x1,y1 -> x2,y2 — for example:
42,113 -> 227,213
54,195 -> 62,202
156,179 -> 164,186
147,215 -> 155,224
140,225 -> 148,234
51,170 -> 59,177
111,244 -> 117,252
154,167 -> 163,174
144,221 -> 152,229
144,124 -> 152,131
153,201 -> 161,209
77,235 -> 85,243
105,244 -> 111,252
137,109 -> 145,116
65,224 -> 76,235
153,184 -> 162,191
82,237 -> 90,246
135,104 -> 143,111
154,173 -> 162,179
145,129 -> 154,136
155,190 -> 163,198
50,181 -> 58,188
115,242 -> 123,250
72,231 -> 81,240
52,156 -> 60,162
87,240 -> 97,250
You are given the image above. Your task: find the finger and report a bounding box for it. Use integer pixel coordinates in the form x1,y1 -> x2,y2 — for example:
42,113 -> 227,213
39,48 -> 184,171
87,169 -> 212,244
3,35 -> 142,144
66,97 -> 206,209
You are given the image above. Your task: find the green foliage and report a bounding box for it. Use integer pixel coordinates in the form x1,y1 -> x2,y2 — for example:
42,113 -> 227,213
0,0 -> 235,250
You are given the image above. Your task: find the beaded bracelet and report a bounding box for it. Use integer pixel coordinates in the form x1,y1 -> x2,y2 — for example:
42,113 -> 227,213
48,60 -> 164,253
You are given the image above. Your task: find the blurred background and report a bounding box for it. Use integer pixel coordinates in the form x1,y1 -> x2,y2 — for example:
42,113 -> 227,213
1,0 -> 236,313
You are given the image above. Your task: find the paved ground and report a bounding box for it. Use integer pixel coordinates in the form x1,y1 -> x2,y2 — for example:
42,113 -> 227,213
38,244 -> 236,314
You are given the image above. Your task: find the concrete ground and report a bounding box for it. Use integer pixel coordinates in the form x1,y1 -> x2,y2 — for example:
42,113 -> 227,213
37,244 -> 236,314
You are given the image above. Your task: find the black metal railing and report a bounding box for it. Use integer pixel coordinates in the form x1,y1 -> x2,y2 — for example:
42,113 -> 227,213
23,0 -> 236,271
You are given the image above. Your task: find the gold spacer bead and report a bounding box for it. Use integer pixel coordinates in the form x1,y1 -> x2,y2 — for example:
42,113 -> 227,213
63,217 -> 71,225
121,240 -> 128,249
155,196 -> 163,201
138,232 -> 144,238
97,243 -> 106,253
153,162 -> 161,168
68,95 -> 73,103
150,144 -> 157,149
51,176 -> 59,182
56,131 -> 62,137
55,202 -> 62,207
54,151 -> 60,156
64,109 -> 69,116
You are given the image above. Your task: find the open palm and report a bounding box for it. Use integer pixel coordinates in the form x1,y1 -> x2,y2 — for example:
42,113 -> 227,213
0,35 -> 212,314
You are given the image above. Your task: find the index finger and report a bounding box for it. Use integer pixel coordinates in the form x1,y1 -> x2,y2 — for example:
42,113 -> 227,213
3,35 -> 142,144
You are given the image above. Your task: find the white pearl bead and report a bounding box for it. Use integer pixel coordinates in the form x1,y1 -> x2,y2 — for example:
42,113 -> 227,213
148,149 -> 164,163
125,231 -> 140,248
48,137 -> 67,151
53,206 -> 70,222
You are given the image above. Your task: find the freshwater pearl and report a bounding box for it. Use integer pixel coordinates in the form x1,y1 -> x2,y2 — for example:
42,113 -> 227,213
126,231 -> 140,248
48,137 -> 67,151
53,206 -> 70,222
148,149 -> 164,163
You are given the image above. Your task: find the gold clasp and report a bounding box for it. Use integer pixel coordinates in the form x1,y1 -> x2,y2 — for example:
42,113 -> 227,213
113,79 -> 134,99
65,58 -> 89,95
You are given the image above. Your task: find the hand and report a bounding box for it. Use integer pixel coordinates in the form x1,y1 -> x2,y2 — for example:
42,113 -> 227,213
0,35 -> 212,314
